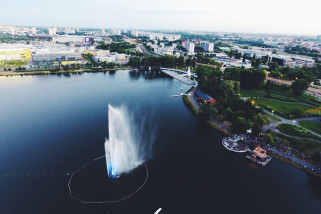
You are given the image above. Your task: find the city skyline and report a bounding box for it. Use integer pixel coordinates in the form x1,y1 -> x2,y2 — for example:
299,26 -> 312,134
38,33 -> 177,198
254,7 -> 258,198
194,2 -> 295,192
1,0 -> 321,36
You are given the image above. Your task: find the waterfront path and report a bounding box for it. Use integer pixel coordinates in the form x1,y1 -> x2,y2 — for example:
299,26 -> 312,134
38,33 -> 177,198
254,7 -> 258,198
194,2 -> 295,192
267,147 -> 321,173
262,109 -> 321,140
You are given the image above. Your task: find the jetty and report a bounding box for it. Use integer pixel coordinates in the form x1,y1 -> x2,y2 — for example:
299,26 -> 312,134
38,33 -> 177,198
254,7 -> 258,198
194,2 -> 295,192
160,68 -> 197,85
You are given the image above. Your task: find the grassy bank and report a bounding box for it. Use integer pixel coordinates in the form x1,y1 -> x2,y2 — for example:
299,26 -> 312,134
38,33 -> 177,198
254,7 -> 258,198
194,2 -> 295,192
268,93 -> 297,102
299,120 -> 321,135
240,89 -> 263,98
182,95 -> 198,115
276,124 -> 321,141
264,112 -> 282,122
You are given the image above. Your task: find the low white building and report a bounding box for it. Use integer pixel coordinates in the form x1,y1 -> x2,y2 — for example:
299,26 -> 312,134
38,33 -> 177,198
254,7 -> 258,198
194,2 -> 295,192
214,56 -> 251,68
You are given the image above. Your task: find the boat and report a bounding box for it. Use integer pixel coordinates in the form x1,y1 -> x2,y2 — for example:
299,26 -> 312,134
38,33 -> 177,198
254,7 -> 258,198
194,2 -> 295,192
246,147 -> 272,166
222,135 -> 249,153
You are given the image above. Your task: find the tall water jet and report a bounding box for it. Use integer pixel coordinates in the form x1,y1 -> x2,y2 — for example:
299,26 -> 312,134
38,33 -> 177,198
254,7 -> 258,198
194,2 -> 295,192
104,105 -> 143,178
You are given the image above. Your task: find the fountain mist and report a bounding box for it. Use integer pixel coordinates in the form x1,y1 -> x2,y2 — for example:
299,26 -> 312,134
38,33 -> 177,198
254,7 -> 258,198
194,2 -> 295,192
104,104 -> 146,178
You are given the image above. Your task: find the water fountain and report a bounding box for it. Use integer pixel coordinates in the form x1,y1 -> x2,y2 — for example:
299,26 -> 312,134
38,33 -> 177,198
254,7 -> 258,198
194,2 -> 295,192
104,104 -> 144,178
68,104 -> 151,203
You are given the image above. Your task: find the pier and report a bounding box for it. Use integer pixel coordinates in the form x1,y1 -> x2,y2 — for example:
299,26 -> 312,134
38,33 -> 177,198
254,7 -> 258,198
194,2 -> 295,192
160,68 -> 197,85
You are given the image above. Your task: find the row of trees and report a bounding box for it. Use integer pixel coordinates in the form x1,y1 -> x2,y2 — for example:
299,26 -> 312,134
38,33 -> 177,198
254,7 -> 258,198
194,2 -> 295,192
223,67 -> 266,89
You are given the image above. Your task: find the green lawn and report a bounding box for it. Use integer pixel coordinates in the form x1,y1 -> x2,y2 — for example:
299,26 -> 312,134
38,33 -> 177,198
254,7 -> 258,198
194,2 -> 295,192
276,123 -> 321,141
264,112 -> 282,122
268,93 -> 297,102
240,89 -> 264,98
254,98 -> 311,118
268,89 -> 321,107
299,120 -> 321,135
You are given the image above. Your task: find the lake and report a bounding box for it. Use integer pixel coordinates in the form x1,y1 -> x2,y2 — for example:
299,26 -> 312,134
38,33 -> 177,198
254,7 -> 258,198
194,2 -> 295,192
0,71 -> 321,214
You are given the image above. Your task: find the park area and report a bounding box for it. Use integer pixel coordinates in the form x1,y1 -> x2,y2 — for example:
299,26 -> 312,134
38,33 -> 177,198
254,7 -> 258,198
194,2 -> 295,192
299,120 -> 321,135
253,98 -> 312,118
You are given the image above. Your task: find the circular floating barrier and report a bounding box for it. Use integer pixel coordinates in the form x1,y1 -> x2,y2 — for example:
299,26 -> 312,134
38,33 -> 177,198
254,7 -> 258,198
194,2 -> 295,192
68,156 -> 148,203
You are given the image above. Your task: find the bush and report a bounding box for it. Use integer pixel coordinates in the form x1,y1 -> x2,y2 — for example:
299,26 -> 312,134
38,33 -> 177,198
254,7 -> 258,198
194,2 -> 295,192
291,108 -> 305,117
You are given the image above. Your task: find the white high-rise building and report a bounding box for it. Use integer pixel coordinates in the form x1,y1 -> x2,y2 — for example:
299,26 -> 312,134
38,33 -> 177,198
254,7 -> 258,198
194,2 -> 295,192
101,29 -> 105,35
185,41 -> 195,53
202,41 -> 214,52
116,29 -> 121,35
48,27 -> 57,35
48,28 -> 53,35
10,26 -> 15,35
131,30 -> 139,37
31,27 -> 36,35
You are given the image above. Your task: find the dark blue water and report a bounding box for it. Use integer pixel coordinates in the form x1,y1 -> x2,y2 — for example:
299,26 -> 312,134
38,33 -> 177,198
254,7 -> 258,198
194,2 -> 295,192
0,71 -> 321,214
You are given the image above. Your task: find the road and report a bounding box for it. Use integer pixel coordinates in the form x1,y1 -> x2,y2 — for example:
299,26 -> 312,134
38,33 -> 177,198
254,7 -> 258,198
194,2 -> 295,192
266,77 -> 321,98
137,43 -> 160,57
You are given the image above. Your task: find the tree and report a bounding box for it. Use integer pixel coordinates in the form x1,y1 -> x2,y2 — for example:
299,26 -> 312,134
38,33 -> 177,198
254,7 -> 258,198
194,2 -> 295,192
291,79 -> 309,96
265,134 -> 275,146
198,102 -> 218,119
81,53 -> 97,66
232,117 -> 253,134
268,62 -> 278,71
251,113 -> 264,136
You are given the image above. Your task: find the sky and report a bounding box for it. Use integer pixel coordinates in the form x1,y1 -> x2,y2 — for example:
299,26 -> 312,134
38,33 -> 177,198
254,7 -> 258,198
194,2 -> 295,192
1,0 -> 321,35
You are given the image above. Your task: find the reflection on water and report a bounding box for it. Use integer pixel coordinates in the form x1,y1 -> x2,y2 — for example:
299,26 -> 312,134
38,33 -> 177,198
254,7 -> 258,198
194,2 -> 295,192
129,70 -> 170,80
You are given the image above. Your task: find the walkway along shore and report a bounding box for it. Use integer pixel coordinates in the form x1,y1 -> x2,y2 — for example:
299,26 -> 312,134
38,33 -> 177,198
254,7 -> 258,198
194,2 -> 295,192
183,89 -> 321,177
0,67 -> 132,77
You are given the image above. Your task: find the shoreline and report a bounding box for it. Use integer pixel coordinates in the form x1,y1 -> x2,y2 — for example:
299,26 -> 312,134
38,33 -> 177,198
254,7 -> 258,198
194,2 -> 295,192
268,151 -> 321,178
182,92 -> 232,137
0,67 -> 132,77
182,89 -> 321,177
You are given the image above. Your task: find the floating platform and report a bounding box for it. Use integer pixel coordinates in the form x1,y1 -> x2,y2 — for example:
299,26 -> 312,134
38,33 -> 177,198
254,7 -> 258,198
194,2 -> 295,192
160,68 -> 197,85
246,154 -> 272,166
222,136 -> 249,153
246,147 -> 272,166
